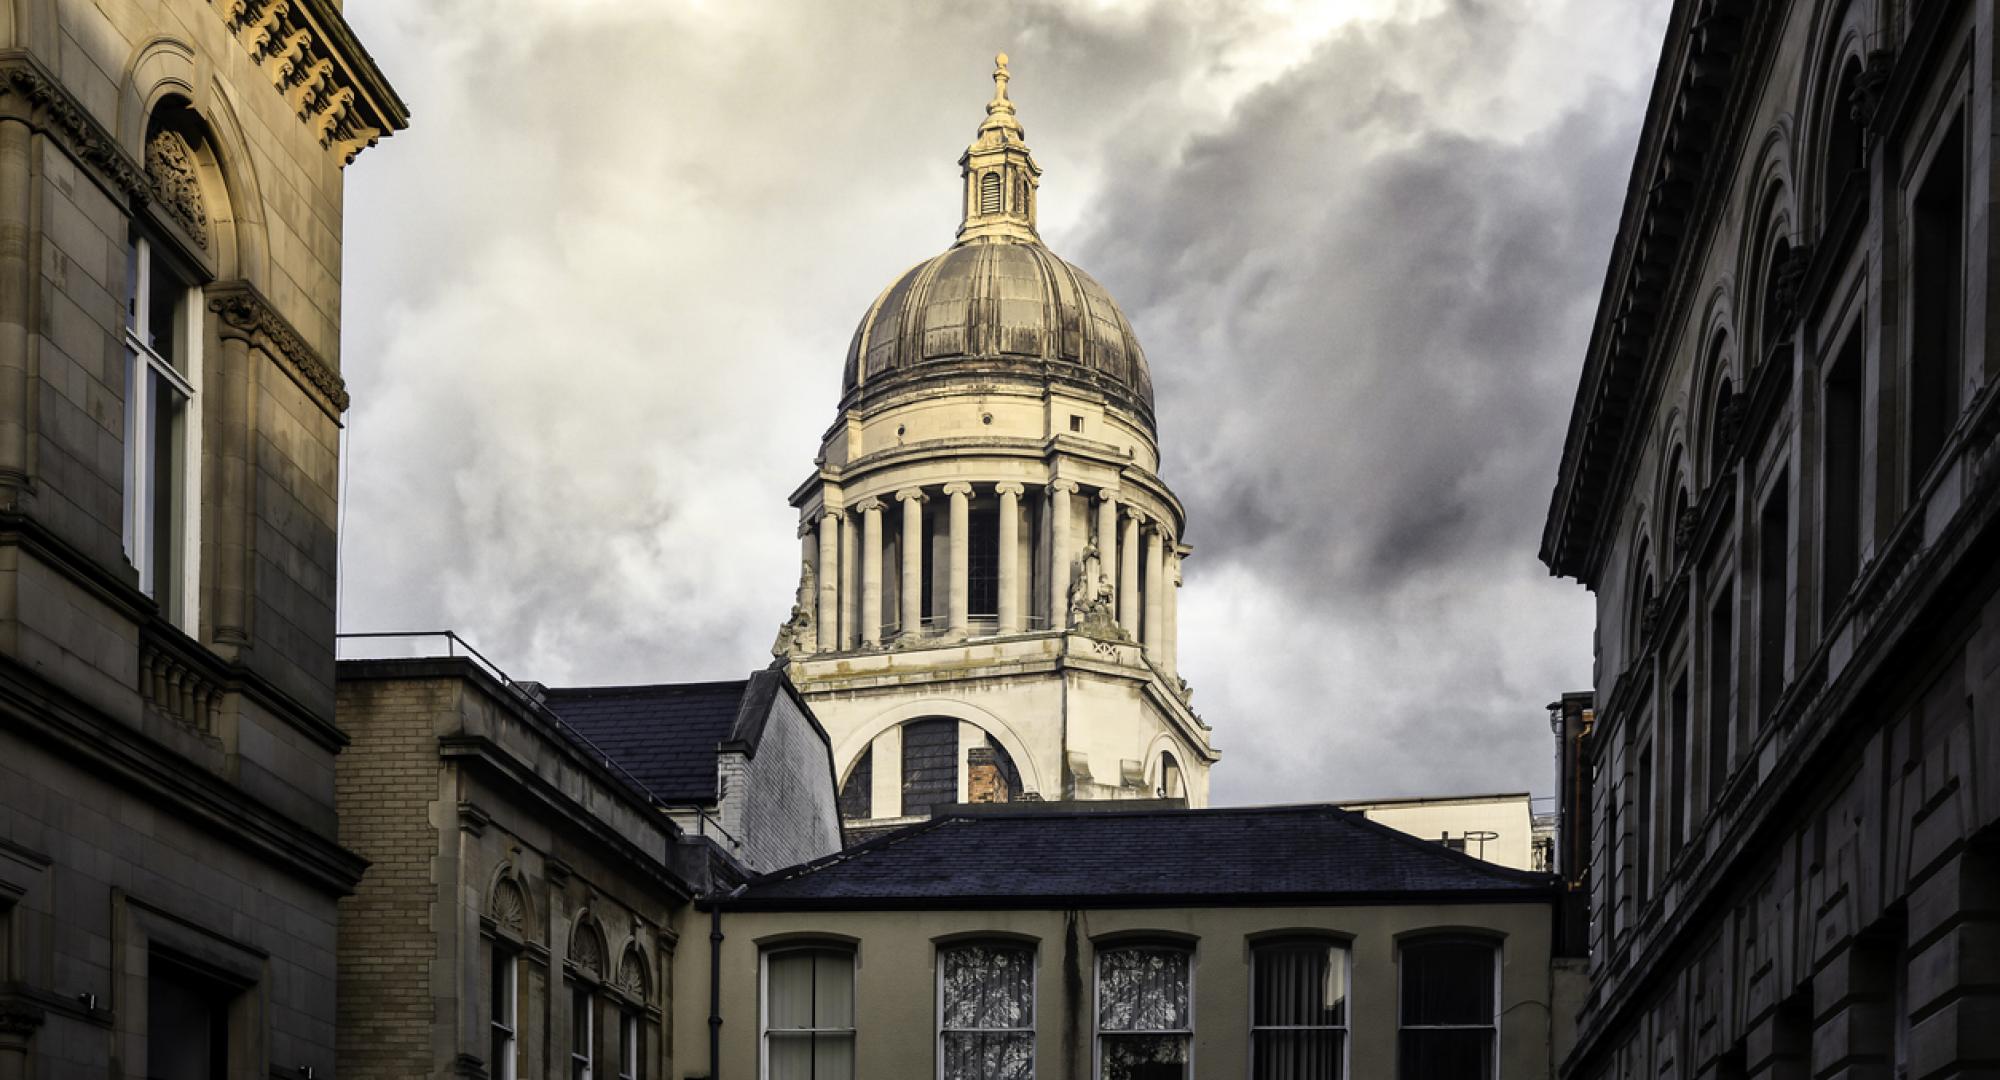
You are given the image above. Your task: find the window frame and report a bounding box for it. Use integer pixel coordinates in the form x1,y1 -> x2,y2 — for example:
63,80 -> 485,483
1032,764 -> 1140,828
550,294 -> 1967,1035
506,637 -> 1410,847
1395,934 -> 1501,1080
759,943 -> 858,1080
618,1007 -> 642,1080
492,943 -> 519,1080
936,939 -> 1037,1080
572,981 -> 596,1080
1092,940 -> 1196,1080
1248,936 -> 1351,1080
123,233 -> 202,629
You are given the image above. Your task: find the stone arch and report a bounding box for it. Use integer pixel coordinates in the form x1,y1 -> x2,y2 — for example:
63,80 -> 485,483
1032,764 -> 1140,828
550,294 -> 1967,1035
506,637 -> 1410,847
1694,326 -> 1740,487
1798,0 -> 1876,234
1142,732 -> 1188,798
570,912 -> 608,976
1625,517 -> 1657,663
1737,124 -> 1799,372
123,38 -> 271,288
618,941 -> 650,1001
833,697 -> 1047,798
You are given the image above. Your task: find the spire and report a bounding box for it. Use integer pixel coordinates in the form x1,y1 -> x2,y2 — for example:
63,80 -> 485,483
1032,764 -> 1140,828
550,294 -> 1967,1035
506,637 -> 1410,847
958,52 -> 1040,244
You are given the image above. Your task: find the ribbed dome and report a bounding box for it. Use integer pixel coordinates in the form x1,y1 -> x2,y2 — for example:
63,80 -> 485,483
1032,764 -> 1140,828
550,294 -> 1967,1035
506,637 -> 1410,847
842,237 -> 1155,417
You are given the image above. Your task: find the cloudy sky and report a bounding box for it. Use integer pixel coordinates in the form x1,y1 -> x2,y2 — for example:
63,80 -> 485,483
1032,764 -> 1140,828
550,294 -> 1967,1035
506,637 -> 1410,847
337,0 -> 1669,806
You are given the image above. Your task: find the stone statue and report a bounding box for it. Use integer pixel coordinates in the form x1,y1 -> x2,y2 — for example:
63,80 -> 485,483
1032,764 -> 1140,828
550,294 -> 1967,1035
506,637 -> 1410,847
1067,539 -> 1126,641
770,560 -> 817,658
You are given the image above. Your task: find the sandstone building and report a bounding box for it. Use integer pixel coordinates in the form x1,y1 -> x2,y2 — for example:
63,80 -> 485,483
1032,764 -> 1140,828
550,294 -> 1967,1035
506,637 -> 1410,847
0,1 -> 402,1076
1542,1 -> 2000,1077
776,56 -> 1216,828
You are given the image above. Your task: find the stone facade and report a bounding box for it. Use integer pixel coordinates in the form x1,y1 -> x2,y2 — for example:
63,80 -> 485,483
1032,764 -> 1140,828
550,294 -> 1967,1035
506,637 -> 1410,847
336,658 -> 687,1080
1542,2 -> 2000,1078
782,57 -> 1217,828
0,1 -> 401,1076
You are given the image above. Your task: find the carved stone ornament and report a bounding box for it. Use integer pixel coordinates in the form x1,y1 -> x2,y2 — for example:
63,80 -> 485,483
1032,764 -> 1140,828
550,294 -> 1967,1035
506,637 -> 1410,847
1066,539 -> 1128,642
571,921 -> 604,974
145,130 -> 210,248
770,559 -> 816,658
491,877 -> 526,934
206,281 -> 351,413
618,945 -> 648,997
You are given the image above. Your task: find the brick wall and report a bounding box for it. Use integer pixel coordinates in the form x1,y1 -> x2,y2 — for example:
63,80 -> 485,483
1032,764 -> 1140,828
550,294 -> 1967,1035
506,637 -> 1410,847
720,690 -> 842,871
335,676 -> 450,1079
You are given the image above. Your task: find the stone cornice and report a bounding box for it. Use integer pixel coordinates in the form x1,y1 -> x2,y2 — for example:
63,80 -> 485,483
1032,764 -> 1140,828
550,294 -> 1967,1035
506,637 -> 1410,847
206,279 -> 349,415
209,0 -> 409,166
0,52 -> 147,205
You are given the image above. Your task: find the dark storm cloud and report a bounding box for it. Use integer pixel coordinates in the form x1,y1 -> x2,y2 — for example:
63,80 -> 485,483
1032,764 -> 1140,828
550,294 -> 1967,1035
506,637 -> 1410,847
337,0 -> 1664,801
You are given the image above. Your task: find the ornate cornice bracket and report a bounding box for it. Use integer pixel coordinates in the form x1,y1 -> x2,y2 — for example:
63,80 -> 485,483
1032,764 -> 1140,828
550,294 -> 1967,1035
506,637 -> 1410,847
207,0 -> 408,167
205,280 -> 349,415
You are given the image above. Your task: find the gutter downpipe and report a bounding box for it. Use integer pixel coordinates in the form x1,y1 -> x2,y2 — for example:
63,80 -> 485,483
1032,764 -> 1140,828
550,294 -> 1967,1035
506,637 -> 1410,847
710,883 -> 748,1080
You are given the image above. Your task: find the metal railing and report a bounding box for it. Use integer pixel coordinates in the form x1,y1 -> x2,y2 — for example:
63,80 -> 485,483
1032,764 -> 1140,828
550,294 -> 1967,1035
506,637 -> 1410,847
335,630 -> 745,851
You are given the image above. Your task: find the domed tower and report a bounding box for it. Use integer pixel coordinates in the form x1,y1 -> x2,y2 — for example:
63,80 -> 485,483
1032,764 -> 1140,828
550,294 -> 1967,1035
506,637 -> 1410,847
776,56 -> 1215,827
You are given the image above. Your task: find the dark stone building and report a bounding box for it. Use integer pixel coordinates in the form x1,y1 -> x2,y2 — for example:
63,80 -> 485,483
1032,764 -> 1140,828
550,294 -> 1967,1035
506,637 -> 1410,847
0,2 -> 402,1076
1543,1 -> 2000,1077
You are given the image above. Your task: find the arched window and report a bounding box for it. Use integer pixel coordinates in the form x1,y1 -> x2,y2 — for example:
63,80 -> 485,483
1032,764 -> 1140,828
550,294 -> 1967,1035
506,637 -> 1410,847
1759,237 -> 1795,364
1826,56 -> 1868,207
1629,539 -> 1656,659
1666,447 -> 1692,559
1708,376 -> 1736,476
837,745 -> 873,819
1157,752 -> 1184,800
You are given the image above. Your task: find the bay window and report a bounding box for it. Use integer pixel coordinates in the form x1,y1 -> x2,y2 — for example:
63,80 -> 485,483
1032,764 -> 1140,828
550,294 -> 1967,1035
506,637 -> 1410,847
1095,944 -> 1191,1080
1251,939 -> 1349,1079
763,945 -> 855,1080
1398,936 -> 1498,1080
123,235 -> 200,628
939,941 -> 1035,1080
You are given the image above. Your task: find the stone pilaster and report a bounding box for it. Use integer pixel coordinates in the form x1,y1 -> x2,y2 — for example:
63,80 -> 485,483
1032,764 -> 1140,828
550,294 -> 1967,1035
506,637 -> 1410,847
1097,488 -> 1119,600
996,482 -> 1023,633
0,118 -> 30,506
1049,480 -> 1076,628
944,482 -> 972,633
858,499 -> 884,647
841,511 -> 859,649
897,488 -> 927,639
1906,849 -> 2000,1080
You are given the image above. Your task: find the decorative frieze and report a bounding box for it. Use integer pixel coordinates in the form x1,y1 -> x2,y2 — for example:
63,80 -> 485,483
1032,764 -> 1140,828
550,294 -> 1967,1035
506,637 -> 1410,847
206,280 -> 350,414
0,54 -> 148,203
208,0 -> 407,166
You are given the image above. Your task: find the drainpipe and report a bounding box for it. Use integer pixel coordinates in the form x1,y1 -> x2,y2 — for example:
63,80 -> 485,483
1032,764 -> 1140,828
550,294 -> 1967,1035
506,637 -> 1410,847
709,884 -> 748,1080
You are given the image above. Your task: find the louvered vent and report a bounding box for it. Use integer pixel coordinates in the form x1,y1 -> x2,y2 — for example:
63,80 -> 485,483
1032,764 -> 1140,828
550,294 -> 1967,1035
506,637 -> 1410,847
980,172 -> 1002,214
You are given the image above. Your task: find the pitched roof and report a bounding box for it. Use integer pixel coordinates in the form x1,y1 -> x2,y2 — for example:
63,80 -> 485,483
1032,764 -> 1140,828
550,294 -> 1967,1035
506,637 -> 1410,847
721,803 -> 1557,910
541,675 -> 757,804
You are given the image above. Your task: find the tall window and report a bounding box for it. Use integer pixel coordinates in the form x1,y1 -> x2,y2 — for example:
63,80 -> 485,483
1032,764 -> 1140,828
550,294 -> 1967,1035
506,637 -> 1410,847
124,235 -> 199,627
969,504 -> 1000,618
1158,753 -> 1184,800
492,947 -> 519,1080
1757,474 -> 1791,723
1669,671 -> 1689,857
1251,939 -> 1349,1080
1761,238 -> 1795,365
1909,111 -> 1965,487
902,718 -> 959,819
1096,944 -> 1192,1080
1635,739 -> 1653,902
618,1009 -> 642,1080
572,984 -> 596,1080
939,942 -> 1034,1080
148,952 -> 232,1080
1707,585 -> 1735,793
1822,335 -> 1864,620
1398,938 -> 1497,1080
763,946 -> 855,1080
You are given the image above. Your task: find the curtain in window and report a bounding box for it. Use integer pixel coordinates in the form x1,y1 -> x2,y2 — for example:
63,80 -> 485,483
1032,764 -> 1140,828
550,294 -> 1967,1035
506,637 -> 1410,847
941,944 -> 1034,1080
1098,947 -> 1190,1080
1398,940 -> 1495,1080
767,950 -> 855,1080
1252,943 -> 1347,1080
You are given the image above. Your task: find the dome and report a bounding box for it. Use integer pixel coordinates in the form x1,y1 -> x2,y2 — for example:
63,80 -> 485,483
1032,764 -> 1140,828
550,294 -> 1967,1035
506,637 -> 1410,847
841,238 -> 1155,416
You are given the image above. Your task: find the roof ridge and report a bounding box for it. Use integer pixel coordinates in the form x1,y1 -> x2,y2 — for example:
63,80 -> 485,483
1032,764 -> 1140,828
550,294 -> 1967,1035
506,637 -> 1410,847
545,678 -> 751,697
742,814 -> 962,888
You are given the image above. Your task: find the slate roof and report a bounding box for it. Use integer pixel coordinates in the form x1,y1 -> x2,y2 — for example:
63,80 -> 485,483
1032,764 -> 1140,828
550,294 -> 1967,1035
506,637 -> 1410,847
542,670 -> 793,805
721,803 -> 1558,910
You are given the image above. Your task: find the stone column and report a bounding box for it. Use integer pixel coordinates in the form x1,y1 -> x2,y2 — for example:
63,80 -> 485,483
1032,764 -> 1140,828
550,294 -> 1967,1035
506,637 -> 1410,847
1119,510 -> 1143,636
0,999 -> 44,1080
1143,526 -> 1165,655
996,483 -> 1023,633
1048,480 -> 1076,627
897,488 -> 927,638
1097,488 -> 1120,603
816,510 -> 842,652
944,481 -> 973,633
1164,549 -> 1183,676
840,511 -> 859,648
858,499 -> 884,647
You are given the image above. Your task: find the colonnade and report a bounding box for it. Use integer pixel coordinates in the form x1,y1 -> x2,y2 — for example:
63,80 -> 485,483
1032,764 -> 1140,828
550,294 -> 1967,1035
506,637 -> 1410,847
802,480 -> 1181,675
